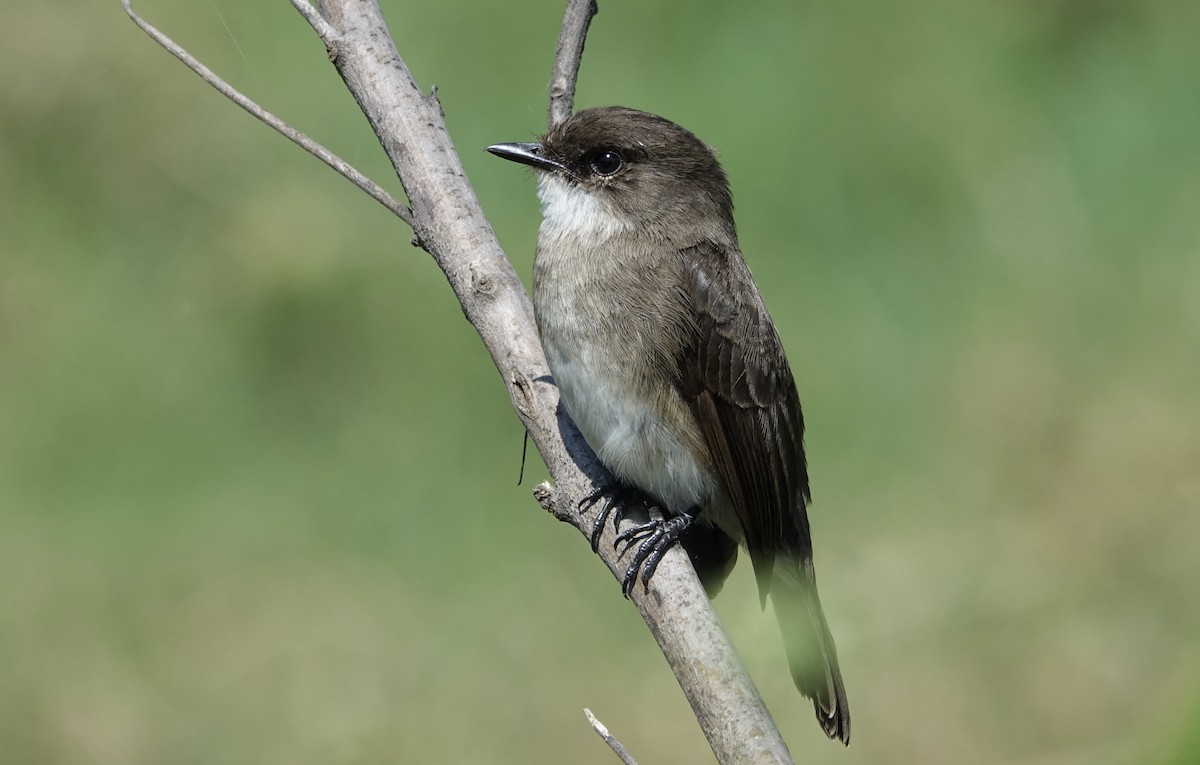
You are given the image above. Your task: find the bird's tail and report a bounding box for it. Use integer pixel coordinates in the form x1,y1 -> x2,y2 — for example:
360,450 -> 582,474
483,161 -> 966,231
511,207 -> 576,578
769,555 -> 851,745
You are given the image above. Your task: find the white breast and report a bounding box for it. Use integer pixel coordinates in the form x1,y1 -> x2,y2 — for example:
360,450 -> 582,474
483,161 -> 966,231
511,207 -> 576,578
533,175 -> 719,515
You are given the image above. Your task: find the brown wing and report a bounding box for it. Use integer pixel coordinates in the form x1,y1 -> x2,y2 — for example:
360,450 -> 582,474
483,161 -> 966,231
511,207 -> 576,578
676,240 -> 812,597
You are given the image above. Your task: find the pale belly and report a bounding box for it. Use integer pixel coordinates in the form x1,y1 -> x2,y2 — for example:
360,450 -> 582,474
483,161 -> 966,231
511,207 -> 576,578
543,334 -> 718,515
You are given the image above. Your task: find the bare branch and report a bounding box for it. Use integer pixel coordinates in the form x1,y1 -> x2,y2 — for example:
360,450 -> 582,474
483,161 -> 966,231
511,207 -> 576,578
548,0 -> 598,128
126,0 -> 795,762
584,708 -> 639,765
290,0 -> 339,44
121,0 -> 413,227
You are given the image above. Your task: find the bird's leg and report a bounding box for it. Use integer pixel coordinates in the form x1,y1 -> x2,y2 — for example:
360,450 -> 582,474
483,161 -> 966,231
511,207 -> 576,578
614,506 -> 699,597
577,483 -> 654,552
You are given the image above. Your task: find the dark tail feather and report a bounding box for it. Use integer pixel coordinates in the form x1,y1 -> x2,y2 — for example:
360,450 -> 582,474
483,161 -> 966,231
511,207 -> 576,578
769,557 -> 851,745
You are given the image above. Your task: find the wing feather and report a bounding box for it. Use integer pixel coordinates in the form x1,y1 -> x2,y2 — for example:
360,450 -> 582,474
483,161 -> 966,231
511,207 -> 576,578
676,240 -> 813,595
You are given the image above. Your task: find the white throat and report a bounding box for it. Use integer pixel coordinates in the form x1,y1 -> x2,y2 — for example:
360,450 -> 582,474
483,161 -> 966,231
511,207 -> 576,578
536,174 -> 631,244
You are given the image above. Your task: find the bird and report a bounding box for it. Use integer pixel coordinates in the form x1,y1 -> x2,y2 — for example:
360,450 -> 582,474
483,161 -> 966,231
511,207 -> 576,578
488,106 -> 850,744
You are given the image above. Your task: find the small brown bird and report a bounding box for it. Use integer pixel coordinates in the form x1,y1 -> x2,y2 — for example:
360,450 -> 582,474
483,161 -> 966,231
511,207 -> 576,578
489,106 -> 850,744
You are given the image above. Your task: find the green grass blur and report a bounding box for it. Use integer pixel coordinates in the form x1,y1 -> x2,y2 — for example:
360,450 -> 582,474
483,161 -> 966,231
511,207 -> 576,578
2,1 -> 1198,763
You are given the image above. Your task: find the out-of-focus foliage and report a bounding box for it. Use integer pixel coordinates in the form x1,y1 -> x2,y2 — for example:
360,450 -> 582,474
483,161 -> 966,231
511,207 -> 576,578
1,1 -> 1196,763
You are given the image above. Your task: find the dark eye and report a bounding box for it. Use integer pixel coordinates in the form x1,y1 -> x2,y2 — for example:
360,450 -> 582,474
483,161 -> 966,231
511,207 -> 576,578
589,150 -> 624,176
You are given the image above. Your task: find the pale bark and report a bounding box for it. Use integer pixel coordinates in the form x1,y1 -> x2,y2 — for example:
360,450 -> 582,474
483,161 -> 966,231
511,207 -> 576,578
124,0 -> 794,761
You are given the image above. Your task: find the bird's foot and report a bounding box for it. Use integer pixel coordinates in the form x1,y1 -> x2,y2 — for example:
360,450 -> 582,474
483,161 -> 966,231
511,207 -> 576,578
578,483 -> 653,552
614,509 -> 697,598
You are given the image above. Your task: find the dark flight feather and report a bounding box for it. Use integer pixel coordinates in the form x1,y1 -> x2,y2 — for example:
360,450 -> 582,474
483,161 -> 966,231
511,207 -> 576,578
676,239 -> 850,744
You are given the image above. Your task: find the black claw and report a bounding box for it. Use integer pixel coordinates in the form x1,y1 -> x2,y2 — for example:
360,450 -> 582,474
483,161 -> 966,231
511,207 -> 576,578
618,513 -> 695,597
622,538 -> 656,597
578,487 -> 603,511
578,487 -> 612,552
578,484 -> 649,553
589,515 -> 607,551
614,520 -> 656,553
641,518 -> 692,586
579,488 -> 698,597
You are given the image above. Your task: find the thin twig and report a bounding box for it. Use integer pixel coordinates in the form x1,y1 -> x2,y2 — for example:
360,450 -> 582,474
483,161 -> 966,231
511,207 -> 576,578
584,709 -> 639,765
120,0 -> 414,227
547,0 -> 598,129
124,1 -> 796,762
290,0 -> 339,44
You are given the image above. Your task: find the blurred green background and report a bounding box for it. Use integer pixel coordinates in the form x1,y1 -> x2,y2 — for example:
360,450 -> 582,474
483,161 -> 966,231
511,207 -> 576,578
2,0 -> 1198,763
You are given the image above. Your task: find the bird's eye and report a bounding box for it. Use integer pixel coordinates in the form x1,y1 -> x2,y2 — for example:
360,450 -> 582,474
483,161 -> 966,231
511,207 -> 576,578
589,150 -> 624,177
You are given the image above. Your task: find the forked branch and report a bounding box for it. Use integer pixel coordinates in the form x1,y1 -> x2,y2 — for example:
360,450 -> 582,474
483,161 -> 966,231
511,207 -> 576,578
120,0 -> 412,226
123,1 -> 793,762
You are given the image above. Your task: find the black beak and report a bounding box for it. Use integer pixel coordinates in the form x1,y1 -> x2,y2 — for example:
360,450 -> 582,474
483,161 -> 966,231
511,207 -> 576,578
486,142 -> 566,173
